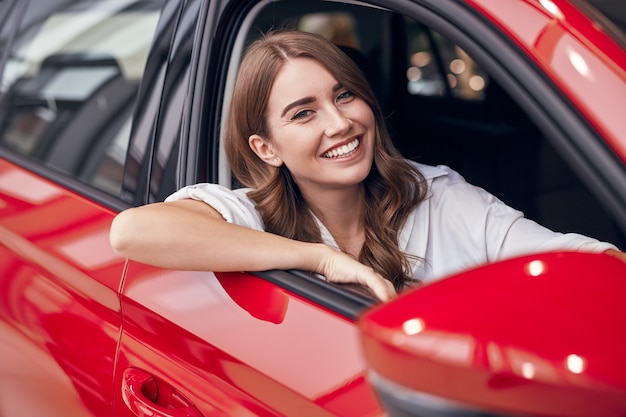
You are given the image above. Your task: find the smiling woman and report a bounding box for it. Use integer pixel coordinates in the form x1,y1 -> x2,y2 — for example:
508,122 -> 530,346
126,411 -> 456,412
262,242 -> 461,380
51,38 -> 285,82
109,29 -> 624,302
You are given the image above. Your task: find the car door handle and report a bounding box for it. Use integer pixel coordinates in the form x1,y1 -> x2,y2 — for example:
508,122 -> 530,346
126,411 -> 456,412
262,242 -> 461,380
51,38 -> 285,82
122,368 -> 203,417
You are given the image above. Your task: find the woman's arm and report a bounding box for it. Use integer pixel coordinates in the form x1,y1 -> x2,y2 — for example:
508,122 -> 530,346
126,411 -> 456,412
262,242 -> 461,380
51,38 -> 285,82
110,199 -> 396,301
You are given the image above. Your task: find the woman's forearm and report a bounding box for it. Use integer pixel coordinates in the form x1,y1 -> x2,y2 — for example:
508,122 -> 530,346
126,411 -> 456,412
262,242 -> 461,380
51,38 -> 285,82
110,199 -> 327,272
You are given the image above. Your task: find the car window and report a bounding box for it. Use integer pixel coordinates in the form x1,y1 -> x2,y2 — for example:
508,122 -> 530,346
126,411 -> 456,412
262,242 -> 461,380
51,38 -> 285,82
405,20 -> 488,101
0,0 -> 165,197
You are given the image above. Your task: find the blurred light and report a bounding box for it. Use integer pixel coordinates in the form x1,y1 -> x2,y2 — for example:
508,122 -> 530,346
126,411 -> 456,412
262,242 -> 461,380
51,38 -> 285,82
539,0 -> 564,19
411,51 -> 431,67
526,260 -> 546,277
487,342 -> 505,372
568,48 -> 591,78
447,74 -> 457,88
567,354 -> 586,374
469,75 -> 486,92
521,362 -> 536,379
406,66 -> 422,82
449,58 -> 466,74
402,318 -> 425,335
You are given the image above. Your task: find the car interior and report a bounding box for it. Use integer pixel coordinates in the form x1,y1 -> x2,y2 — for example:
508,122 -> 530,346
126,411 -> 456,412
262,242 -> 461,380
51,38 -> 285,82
234,0 -> 626,248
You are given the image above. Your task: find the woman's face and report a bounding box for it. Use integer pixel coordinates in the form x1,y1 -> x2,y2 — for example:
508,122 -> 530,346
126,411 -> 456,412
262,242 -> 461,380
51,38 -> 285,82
250,57 -> 376,197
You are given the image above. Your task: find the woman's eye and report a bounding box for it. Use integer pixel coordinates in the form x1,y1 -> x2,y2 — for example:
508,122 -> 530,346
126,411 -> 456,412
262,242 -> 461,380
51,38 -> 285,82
292,109 -> 312,120
337,90 -> 355,102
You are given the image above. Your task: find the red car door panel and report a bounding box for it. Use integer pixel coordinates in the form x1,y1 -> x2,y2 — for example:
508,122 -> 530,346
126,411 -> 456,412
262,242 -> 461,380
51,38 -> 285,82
0,159 -> 126,416
114,265 -> 383,417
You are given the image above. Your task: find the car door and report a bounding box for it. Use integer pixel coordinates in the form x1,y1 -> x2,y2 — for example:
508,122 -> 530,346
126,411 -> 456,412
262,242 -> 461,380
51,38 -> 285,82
0,0 -> 170,415
113,0 -> 626,416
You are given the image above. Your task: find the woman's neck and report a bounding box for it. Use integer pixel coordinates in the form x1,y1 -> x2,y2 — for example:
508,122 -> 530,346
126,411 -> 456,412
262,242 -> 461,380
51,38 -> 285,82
303,185 -> 366,258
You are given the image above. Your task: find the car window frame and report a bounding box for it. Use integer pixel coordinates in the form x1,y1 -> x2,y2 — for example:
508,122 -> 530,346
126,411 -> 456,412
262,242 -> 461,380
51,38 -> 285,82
0,1 -> 21,69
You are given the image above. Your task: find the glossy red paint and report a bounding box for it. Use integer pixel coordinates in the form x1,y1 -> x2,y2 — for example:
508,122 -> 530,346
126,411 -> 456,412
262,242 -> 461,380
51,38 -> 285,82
122,368 -> 203,417
115,267 -> 384,416
359,251 -> 626,417
468,0 -> 626,162
2,1 -> 625,416
0,159 -> 126,416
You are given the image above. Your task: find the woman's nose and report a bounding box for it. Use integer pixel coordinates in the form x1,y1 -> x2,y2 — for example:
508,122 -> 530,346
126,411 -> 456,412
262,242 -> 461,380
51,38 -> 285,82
324,107 -> 352,137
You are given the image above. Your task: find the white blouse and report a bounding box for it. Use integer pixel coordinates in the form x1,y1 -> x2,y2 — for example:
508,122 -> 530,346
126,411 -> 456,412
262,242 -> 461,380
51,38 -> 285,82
166,163 -> 616,283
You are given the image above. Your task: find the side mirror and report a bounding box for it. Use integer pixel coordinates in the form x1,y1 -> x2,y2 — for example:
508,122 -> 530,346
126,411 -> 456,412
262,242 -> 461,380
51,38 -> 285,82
358,251 -> 626,417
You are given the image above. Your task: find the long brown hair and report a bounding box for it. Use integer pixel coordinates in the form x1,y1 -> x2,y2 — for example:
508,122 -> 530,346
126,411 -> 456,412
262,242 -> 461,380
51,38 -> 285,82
225,30 -> 427,290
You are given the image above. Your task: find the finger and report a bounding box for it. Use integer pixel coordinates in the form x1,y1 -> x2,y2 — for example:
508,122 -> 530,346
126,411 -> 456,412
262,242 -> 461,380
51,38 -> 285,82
365,275 -> 397,302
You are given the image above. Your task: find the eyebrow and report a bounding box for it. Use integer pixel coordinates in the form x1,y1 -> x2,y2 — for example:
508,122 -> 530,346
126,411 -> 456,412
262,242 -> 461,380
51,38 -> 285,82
280,83 -> 344,118
281,97 -> 315,118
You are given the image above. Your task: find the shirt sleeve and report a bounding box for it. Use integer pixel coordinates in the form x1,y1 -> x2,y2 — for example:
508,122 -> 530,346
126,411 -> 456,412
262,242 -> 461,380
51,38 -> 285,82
498,216 -> 617,259
430,167 -> 617,263
165,183 -> 265,231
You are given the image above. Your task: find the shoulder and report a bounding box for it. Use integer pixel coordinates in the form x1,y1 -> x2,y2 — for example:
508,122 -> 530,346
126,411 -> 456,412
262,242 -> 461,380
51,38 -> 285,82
166,183 -> 264,230
408,161 -> 478,198
409,162 -> 520,222
407,161 -> 450,182
407,161 -> 469,192
166,183 -> 254,205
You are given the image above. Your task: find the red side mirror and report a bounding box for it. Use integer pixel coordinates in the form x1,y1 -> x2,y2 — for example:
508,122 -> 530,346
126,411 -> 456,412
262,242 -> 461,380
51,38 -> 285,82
359,252 -> 626,417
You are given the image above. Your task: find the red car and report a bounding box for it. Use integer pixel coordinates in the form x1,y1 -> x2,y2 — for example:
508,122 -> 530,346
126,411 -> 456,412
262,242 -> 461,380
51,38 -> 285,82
0,0 -> 625,416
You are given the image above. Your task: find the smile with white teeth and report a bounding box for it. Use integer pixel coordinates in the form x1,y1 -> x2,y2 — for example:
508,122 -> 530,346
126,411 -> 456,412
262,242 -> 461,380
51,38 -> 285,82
322,138 -> 361,159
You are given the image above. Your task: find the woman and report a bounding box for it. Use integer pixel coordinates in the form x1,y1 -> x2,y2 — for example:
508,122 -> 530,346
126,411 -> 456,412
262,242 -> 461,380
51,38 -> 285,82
110,30 -> 624,301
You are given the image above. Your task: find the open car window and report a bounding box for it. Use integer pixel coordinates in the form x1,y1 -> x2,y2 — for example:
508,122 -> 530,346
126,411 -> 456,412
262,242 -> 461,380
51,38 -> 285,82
217,0 -> 625,253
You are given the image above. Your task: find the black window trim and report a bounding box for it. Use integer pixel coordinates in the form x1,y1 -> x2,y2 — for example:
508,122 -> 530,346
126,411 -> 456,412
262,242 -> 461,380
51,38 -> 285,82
255,270 -> 375,319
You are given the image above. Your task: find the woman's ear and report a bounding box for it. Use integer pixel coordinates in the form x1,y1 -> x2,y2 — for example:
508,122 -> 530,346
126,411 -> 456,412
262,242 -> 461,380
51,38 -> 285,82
249,134 -> 283,167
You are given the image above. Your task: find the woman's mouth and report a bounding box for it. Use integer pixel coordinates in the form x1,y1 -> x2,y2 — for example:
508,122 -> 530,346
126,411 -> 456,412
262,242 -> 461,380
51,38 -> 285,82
322,138 -> 361,159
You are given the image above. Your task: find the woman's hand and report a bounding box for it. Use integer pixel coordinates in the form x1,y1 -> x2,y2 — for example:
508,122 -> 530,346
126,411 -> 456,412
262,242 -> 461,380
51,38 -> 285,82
314,246 -> 397,302
605,249 -> 626,263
